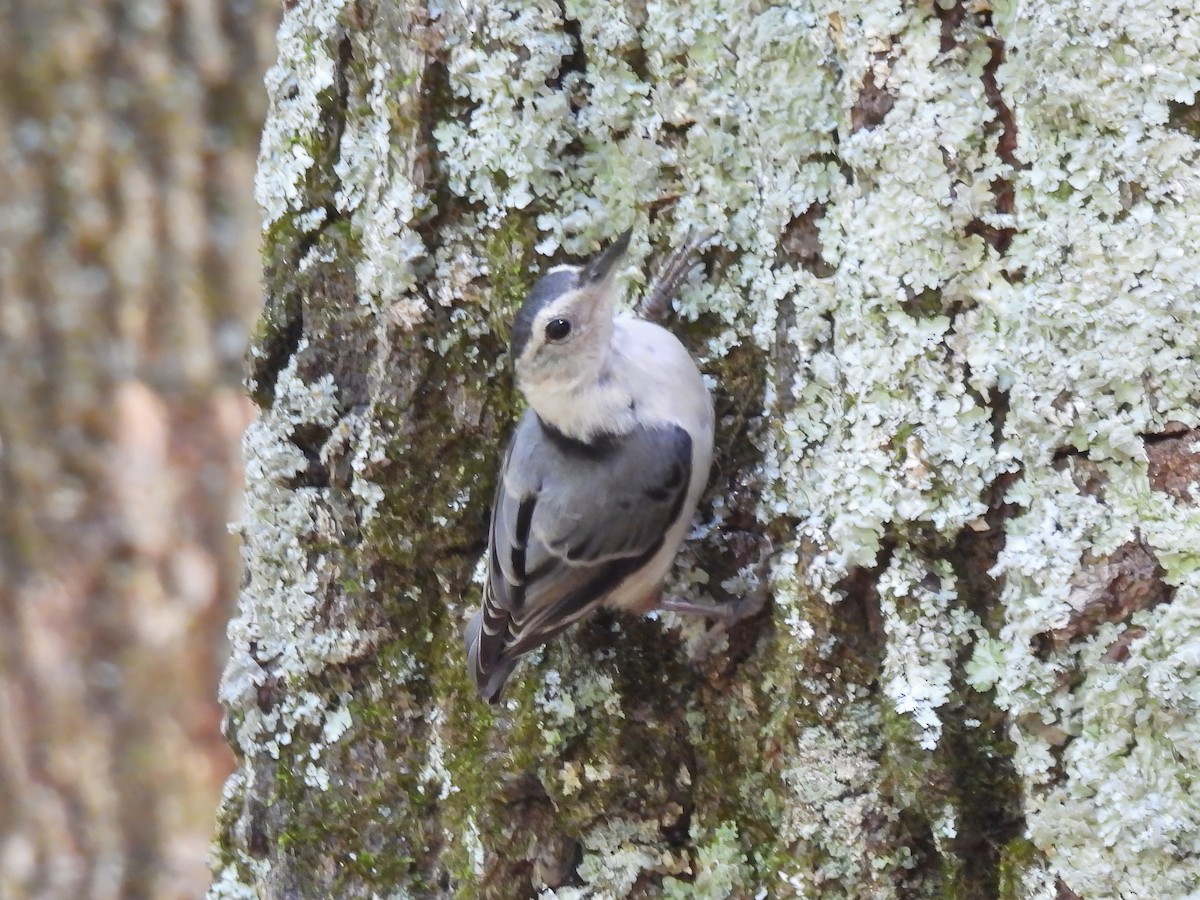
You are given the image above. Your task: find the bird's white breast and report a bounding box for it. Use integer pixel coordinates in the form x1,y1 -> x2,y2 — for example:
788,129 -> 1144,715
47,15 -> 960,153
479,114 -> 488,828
601,316 -> 715,611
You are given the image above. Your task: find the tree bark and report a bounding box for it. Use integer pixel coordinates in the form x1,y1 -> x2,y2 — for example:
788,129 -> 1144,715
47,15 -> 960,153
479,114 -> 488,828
0,2 -> 277,897
212,1 -> 1200,897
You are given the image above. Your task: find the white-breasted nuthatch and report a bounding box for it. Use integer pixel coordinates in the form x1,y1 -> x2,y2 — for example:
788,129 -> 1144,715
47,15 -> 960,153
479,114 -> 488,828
465,229 -> 726,703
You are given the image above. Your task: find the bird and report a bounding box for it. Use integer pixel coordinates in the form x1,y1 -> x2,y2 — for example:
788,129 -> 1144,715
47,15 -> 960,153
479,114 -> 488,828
464,228 -> 731,704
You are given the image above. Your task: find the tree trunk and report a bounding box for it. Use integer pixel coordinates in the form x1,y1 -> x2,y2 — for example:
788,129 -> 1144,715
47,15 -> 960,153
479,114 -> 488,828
211,1 -> 1200,897
0,2 -> 277,898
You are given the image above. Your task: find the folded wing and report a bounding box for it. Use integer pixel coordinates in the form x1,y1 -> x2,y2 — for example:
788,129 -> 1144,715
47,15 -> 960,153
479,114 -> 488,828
466,411 -> 692,702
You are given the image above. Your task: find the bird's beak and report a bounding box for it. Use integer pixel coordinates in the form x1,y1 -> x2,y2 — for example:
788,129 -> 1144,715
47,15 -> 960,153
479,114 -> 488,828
581,229 -> 632,285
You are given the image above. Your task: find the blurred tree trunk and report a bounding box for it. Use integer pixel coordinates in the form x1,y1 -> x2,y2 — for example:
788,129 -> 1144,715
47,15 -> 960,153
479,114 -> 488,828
0,2 -> 278,898
212,1 -> 1200,898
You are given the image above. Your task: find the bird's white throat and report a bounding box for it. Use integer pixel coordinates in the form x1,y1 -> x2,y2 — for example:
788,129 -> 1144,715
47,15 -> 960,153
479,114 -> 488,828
520,369 -> 639,442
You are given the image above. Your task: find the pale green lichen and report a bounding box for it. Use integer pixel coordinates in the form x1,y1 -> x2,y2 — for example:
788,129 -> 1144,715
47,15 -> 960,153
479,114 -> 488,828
331,410 -> 388,525
878,553 -> 983,750
974,458 -> 1200,894
776,706 -> 913,896
334,27 -> 430,320
215,335 -> 391,890
755,3 -> 1017,587
662,823 -> 749,899
222,346 -> 380,721
534,668 -> 624,751
540,819 -> 687,900
418,707 -> 459,802
951,0 -> 1200,889
255,0 -> 350,226
433,2 -> 576,218
207,865 -> 261,900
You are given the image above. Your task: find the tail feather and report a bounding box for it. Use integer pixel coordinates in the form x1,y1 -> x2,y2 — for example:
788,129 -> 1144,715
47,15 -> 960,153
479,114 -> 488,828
465,611 -> 519,704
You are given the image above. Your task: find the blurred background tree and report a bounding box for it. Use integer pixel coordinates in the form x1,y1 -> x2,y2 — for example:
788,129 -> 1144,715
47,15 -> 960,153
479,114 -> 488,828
0,2 -> 278,897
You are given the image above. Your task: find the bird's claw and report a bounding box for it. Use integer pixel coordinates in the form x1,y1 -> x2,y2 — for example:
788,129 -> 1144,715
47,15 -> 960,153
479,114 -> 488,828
657,534 -> 775,657
640,227 -> 719,322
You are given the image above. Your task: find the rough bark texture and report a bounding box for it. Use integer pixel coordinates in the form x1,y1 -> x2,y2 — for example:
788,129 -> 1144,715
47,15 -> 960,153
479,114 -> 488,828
0,2 -> 277,897
212,1 -> 1200,897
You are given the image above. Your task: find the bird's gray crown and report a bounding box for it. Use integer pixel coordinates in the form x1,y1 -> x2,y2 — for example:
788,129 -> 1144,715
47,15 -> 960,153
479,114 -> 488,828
509,267 -> 579,361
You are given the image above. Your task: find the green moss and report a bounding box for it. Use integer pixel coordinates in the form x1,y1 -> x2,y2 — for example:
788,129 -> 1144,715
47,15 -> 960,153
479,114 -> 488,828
261,711 -> 436,891
302,215 -> 544,890
481,217 -> 538,330
996,837 -> 1043,900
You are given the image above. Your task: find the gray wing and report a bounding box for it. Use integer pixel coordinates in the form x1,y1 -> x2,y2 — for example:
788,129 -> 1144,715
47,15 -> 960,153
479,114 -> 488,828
466,411 -> 692,702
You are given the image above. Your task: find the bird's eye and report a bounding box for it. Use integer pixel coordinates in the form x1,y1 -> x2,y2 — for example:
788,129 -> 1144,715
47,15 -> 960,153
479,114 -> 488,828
544,318 -> 572,342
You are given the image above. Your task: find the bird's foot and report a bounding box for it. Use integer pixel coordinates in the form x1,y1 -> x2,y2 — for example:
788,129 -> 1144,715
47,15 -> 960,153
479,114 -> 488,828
656,536 -> 774,656
639,228 -> 718,322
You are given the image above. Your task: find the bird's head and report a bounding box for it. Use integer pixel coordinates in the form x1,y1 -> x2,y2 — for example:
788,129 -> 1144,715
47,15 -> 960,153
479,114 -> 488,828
509,230 -> 631,408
